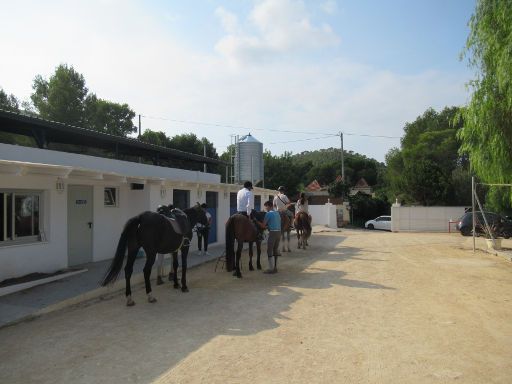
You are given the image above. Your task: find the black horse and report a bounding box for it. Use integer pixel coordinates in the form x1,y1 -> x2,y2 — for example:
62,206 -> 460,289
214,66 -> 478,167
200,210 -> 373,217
225,211 -> 265,278
101,205 -> 207,306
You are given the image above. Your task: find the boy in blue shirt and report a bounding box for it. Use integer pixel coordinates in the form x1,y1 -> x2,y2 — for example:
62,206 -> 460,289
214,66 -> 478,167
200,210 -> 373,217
260,200 -> 281,274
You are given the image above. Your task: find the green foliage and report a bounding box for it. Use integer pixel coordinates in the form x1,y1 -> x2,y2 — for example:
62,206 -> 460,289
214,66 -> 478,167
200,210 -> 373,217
30,64 -> 136,136
348,192 -> 390,227
140,130 -> 220,173
294,147 -> 384,186
0,88 -> 20,112
384,107 -> 468,205
458,0 -> 512,211
327,180 -> 350,198
84,94 -> 136,136
263,150 -> 311,198
31,64 -> 88,126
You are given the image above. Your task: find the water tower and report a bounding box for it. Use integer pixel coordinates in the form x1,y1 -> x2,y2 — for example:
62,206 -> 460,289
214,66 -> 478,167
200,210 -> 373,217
234,133 -> 264,186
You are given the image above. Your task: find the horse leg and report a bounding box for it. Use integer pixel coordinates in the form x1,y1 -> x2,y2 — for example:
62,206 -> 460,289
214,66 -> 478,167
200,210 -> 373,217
234,241 -> 243,278
156,253 -> 165,285
256,240 -> 262,270
281,232 -> 286,253
124,248 -> 138,306
273,233 -> 281,272
172,252 -> 180,289
180,246 -> 190,292
297,230 -> 301,248
143,252 -> 157,303
248,241 -> 254,271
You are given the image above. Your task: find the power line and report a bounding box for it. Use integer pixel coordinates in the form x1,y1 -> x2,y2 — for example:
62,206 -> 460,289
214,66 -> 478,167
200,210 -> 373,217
139,114 -> 401,140
267,135 -> 335,145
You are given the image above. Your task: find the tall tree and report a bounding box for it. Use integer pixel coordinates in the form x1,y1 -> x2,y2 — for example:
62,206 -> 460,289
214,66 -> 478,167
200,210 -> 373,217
84,94 -> 136,136
459,0 -> 512,210
31,64 -> 88,126
0,88 -> 20,112
384,107 -> 467,205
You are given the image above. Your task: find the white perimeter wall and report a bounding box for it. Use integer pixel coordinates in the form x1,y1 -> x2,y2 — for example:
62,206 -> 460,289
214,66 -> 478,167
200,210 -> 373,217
391,206 -> 467,232
309,203 -> 337,229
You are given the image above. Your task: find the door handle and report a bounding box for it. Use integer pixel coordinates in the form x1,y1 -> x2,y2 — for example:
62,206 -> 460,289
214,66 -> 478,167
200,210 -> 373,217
87,222 -> 93,229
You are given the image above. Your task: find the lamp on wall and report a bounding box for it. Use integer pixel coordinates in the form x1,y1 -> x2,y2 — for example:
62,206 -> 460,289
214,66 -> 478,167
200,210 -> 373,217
160,187 -> 167,199
56,178 -> 65,193
197,189 -> 202,199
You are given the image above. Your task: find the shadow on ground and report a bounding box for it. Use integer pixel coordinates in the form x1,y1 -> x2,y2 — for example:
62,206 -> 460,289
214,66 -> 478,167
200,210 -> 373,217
0,232 -> 394,384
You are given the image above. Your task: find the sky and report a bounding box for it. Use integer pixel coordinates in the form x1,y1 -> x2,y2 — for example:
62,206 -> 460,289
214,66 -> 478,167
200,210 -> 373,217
0,0 -> 476,162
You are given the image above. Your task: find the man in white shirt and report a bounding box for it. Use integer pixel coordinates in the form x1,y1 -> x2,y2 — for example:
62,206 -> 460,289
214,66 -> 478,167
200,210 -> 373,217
237,181 -> 255,217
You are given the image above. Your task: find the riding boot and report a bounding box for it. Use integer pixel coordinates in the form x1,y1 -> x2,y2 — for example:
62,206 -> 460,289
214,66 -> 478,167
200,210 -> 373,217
264,257 -> 275,274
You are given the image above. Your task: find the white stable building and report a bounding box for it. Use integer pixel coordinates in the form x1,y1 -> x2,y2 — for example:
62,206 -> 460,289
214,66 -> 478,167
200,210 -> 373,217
0,111 -> 275,282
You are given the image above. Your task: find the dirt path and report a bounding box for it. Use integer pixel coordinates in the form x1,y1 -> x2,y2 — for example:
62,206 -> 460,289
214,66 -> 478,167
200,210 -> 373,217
1,230 -> 511,384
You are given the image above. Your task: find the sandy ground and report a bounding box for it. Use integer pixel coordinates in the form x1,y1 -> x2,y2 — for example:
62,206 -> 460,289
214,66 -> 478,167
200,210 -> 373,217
1,230 -> 511,384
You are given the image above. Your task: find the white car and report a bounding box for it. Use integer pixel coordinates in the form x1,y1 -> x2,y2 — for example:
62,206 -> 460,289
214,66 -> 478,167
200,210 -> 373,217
365,215 -> 391,231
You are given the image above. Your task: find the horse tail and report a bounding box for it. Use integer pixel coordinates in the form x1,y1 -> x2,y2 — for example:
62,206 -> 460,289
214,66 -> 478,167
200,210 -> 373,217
101,215 -> 140,286
225,216 -> 236,272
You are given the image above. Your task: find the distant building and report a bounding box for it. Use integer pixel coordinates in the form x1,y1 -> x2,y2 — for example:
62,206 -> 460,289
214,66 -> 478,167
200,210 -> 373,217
349,177 -> 374,196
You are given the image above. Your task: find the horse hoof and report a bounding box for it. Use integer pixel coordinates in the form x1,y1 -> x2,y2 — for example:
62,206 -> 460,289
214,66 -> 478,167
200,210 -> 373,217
148,296 -> 157,303
237,273 -> 242,279
257,264 -> 262,270
181,287 -> 189,293
174,283 -> 181,289
249,265 -> 254,271
156,277 -> 164,285
126,299 -> 135,307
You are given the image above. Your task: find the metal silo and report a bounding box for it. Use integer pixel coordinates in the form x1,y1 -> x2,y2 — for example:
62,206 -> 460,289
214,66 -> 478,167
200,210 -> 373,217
235,133 -> 264,186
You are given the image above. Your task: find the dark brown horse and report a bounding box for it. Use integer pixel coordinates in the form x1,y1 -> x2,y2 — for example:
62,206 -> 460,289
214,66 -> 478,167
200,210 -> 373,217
225,212 -> 265,278
294,211 -> 312,249
101,206 -> 207,306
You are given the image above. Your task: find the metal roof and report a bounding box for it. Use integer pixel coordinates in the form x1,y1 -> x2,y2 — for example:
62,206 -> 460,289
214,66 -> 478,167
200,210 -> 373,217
0,109 -> 227,166
238,133 -> 261,143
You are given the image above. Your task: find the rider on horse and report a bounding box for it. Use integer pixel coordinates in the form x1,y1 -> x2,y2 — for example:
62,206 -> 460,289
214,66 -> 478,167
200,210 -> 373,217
273,186 -> 294,228
237,181 -> 263,239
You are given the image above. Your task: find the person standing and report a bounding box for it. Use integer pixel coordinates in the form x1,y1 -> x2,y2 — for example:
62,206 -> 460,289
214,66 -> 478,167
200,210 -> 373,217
259,200 -> 281,274
196,203 -> 212,256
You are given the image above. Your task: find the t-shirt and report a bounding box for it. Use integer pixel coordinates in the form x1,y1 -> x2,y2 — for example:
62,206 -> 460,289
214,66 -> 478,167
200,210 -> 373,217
264,210 -> 281,231
237,188 -> 254,215
273,193 -> 290,211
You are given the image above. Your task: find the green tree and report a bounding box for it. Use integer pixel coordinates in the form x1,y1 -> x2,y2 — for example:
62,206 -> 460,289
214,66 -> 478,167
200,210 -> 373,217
31,64 -> 88,126
84,94 -> 136,136
384,107 -> 465,205
327,180 -> 350,198
458,0 -> 512,211
140,129 -> 172,147
0,88 -> 20,112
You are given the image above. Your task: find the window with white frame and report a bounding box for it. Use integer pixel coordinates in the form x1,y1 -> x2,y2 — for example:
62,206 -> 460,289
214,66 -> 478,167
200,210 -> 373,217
104,187 -> 118,207
0,190 -> 42,243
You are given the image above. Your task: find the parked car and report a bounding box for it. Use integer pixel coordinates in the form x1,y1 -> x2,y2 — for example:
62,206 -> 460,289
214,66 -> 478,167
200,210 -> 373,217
456,211 -> 512,237
365,216 -> 391,231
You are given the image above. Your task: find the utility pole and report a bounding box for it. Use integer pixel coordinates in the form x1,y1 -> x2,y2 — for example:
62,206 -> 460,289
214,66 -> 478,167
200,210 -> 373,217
138,114 -> 141,138
472,176 -> 475,253
340,131 -> 345,182
203,144 -> 207,173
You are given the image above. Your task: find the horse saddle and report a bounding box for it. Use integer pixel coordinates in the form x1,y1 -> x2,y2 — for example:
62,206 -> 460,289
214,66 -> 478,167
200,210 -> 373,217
157,207 -> 191,235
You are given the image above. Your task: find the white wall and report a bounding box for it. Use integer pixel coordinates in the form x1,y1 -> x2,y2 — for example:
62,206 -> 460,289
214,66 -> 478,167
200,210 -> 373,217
0,147 -> 277,280
391,206 -> 467,232
309,203 -> 337,228
0,174 -> 67,281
